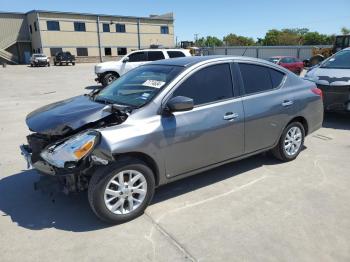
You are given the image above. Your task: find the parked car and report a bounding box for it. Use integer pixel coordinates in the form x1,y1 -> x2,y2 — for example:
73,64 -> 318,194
21,56 -> 323,224
304,48 -> 350,112
94,49 -> 191,87
30,54 -> 50,67
53,51 -> 76,66
267,56 -> 304,75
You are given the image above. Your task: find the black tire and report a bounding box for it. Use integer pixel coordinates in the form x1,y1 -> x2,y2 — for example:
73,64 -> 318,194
59,62 -> 63,66
47,63 -> 50,67
72,62 -> 75,66
88,159 -> 155,224
272,122 -> 305,162
101,73 -> 118,87
30,64 -> 33,67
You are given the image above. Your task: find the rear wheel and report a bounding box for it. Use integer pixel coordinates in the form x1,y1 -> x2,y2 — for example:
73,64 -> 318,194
88,160 -> 155,224
102,73 -> 119,87
272,122 -> 305,161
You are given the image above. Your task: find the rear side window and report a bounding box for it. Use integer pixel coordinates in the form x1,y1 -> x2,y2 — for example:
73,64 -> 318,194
167,51 -> 186,58
128,52 -> 147,62
148,51 -> 165,61
173,63 -> 233,106
239,63 -> 284,94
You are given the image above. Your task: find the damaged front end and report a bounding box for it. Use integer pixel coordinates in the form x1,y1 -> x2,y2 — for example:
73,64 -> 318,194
20,95 -> 130,195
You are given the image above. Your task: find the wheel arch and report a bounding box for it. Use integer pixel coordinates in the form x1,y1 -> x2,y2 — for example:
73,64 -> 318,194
112,152 -> 160,186
102,71 -> 120,77
287,116 -> 309,135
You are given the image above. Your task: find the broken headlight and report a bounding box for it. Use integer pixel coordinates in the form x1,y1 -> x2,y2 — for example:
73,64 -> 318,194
40,131 -> 99,168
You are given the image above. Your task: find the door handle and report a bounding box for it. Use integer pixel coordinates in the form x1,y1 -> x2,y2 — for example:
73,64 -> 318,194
282,100 -> 294,107
223,112 -> 239,120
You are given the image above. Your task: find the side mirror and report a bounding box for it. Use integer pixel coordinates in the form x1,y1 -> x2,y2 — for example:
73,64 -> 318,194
165,96 -> 194,113
122,57 -> 129,63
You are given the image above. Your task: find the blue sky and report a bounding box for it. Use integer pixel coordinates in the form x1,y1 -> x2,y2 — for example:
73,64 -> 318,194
1,0 -> 349,41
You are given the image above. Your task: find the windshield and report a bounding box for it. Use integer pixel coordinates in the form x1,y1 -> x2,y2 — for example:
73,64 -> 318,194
267,57 -> 279,64
321,50 -> 350,69
95,65 -> 183,107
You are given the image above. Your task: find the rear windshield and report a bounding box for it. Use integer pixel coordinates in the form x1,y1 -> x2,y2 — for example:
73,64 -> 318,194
321,50 -> 350,69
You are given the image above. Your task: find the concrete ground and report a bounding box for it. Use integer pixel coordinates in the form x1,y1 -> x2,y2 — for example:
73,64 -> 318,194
0,64 -> 349,262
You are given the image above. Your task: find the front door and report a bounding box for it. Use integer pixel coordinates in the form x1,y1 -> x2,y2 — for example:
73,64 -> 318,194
161,63 -> 244,177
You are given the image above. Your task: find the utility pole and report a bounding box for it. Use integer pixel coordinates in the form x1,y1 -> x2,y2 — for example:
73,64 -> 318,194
194,33 -> 199,44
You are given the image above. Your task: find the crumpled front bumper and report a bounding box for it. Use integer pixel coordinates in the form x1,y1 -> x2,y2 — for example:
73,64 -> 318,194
20,144 -> 56,175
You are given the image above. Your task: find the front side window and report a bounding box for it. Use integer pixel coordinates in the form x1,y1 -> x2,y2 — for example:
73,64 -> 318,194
321,50 -> 350,69
147,51 -> 165,61
77,48 -> 88,56
29,25 -> 33,34
47,21 -> 60,31
34,22 -> 37,31
239,63 -> 284,95
116,23 -> 126,33
167,51 -> 186,58
172,63 -> 234,106
74,22 -> 86,32
95,65 -> 183,108
128,52 -> 147,62
103,23 -> 110,32
161,26 -> 169,34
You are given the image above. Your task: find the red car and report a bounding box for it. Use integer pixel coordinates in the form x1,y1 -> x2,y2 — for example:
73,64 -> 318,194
267,56 -> 304,75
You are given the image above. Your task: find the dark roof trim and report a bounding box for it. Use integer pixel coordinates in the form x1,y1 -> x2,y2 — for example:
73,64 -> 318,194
25,10 -> 174,21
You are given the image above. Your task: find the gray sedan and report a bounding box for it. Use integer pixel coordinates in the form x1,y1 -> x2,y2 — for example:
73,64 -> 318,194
22,56 -> 324,224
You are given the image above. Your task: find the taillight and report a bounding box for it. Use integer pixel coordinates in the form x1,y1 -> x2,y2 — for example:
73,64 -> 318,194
311,87 -> 323,99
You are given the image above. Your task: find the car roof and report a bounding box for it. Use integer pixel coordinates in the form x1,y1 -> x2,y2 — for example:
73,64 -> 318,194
148,55 -> 274,67
134,49 -> 188,52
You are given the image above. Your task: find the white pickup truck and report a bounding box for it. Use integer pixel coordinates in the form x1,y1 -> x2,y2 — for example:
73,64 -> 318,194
94,49 -> 191,87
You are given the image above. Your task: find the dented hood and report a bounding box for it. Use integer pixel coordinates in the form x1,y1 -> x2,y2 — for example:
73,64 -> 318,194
26,95 -> 111,135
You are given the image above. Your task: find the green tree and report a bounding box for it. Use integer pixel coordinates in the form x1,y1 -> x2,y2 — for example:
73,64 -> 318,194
195,36 -> 223,47
223,33 -> 255,46
303,31 -> 334,45
341,27 -> 350,35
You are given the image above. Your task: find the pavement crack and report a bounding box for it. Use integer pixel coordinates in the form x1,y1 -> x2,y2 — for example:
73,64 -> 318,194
144,212 -> 197,262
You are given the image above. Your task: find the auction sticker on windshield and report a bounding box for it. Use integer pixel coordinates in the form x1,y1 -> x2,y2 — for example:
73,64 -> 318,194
142,80 -> 166,89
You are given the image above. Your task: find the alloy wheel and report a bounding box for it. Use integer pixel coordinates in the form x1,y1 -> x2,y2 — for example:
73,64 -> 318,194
284,126 -> 302,156
104,170 -> 147,215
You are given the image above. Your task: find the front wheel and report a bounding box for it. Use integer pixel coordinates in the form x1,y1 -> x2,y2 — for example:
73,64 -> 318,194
272,122 -> 305,162
88,160 -> 155,224
101,73 -> 118,87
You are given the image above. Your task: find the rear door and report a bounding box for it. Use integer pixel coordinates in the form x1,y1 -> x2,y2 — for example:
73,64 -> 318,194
162,62 -> 244,177
237,62 -> 292,153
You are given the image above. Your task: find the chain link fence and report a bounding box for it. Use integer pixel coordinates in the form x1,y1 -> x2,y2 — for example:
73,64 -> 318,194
201,45 -> 332,60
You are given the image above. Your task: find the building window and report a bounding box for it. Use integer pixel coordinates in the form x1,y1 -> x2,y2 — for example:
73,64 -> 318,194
47,21 -> 60,31
50,48 -> 63,56
161,26 -> 169,34
117,47 -> 127,56
116,23 -> 126,33
77,48 -> 88,56
34,22 -> 37,31
104,47 -> 112,56
29,25 -> 32,34
74,22 -> 86,32
103,23 -> 110,32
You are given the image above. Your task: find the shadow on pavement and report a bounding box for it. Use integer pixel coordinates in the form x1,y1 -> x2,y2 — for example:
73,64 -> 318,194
323,112 -> 350,131
0,154 -> 280,232
152,154 -> 280,204
0,170 -> 107,232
